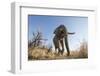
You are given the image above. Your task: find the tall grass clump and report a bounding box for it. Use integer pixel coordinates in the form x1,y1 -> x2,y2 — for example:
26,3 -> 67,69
78,41 -> 88,58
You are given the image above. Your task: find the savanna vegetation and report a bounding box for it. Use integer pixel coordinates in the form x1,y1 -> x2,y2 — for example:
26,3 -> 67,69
28,31 -> 88,60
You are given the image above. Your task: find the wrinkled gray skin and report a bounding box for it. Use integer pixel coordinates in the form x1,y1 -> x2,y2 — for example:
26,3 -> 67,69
53,25 -> 75,56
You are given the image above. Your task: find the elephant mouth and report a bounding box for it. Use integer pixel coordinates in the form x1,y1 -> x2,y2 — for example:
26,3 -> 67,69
59,30 -> 65,35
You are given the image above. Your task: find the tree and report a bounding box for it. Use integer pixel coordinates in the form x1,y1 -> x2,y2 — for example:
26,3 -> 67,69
28,31 -> 47,48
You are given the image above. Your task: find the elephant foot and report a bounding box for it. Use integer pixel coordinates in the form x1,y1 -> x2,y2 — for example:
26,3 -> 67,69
67,52 -> 70,56
58,51 -> 61,56
61,51 -> 64,55
58,51 -> 61,55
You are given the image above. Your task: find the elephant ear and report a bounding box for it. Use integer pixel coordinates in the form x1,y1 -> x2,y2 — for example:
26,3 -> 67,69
54,27 -> 59,34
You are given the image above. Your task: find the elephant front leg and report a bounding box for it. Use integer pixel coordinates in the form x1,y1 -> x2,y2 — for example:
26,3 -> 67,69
53,36 -> 60,54
60,39 -> 64,55
65,36 -> 70,56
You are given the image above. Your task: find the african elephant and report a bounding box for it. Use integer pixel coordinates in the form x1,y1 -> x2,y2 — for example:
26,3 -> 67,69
53,24 -> 75,56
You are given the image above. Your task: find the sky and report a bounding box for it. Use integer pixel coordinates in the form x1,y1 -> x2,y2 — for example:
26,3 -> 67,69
28,15 -> 88,51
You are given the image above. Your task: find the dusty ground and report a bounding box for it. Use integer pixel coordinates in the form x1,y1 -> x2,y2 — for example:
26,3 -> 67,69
28,44 -> 88,60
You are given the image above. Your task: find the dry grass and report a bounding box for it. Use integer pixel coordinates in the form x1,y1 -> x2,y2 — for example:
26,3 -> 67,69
28,41 -> 88,60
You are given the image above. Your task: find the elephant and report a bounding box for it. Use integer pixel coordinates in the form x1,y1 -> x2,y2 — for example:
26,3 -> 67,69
53,24 -> 75,56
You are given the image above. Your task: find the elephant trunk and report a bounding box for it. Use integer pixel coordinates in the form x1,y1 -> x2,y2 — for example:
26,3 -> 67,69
68,32 -> 75,35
